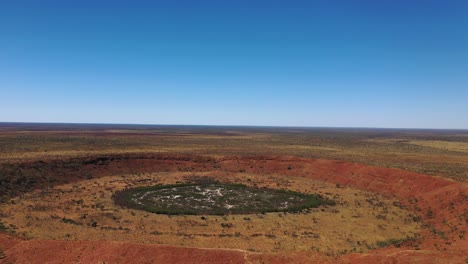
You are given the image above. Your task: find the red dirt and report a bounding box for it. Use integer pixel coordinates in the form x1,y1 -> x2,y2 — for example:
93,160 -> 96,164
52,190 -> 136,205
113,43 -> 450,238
1,155 -> 466,263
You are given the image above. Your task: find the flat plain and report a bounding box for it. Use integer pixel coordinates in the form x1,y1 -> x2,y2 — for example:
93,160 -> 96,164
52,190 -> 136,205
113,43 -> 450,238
0,123 -> 467,263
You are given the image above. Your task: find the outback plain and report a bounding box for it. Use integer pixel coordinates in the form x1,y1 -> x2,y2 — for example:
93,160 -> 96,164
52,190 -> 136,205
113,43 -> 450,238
0,123 -> 467,263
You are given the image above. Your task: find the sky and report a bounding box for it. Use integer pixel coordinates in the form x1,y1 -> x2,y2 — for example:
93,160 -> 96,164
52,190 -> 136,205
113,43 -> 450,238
0,0 -> 467,129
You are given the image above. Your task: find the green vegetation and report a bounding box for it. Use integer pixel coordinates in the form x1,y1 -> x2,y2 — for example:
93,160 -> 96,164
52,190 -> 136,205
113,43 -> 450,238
0,221 -> 7,232
113,182 -> 334,215
375,236 -> 418,248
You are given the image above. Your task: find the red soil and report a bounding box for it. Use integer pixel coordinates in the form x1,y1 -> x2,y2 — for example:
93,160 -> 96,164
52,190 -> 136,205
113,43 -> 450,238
1,155 -> 466,263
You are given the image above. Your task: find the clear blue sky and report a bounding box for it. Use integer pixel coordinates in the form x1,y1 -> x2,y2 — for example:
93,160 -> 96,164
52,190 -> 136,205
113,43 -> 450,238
1,0 -> 467,128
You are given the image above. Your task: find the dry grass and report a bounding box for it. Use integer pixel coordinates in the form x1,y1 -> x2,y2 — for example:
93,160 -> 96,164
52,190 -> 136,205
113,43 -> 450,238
406,140 -> 468,153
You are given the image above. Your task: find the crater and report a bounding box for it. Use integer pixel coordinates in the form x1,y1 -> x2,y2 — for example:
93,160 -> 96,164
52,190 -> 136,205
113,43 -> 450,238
0,160 -> 423,255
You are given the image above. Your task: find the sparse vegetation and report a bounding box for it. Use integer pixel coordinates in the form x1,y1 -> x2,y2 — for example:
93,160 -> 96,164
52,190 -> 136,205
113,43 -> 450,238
0,125 -> 465,261
375,236 -> 417,248
0,221 -> 7,232
1,126 -> 467,182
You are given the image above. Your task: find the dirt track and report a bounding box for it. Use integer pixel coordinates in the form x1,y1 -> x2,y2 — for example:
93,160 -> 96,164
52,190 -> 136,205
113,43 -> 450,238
0,154 -> 466,263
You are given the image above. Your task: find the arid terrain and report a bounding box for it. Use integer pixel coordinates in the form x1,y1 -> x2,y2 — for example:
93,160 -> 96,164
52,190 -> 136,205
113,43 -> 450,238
0,123 -> 467,263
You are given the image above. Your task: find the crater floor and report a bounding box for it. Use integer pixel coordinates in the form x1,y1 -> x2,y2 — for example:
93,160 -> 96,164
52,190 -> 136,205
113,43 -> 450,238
114,182 -> 333,215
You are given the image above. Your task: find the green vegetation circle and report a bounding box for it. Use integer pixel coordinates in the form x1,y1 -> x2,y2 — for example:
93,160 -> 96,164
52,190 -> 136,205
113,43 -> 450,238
113,183 -> 334,215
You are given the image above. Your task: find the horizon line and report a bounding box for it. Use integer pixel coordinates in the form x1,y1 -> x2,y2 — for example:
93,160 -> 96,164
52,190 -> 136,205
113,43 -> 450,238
1,121 -> 467,131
